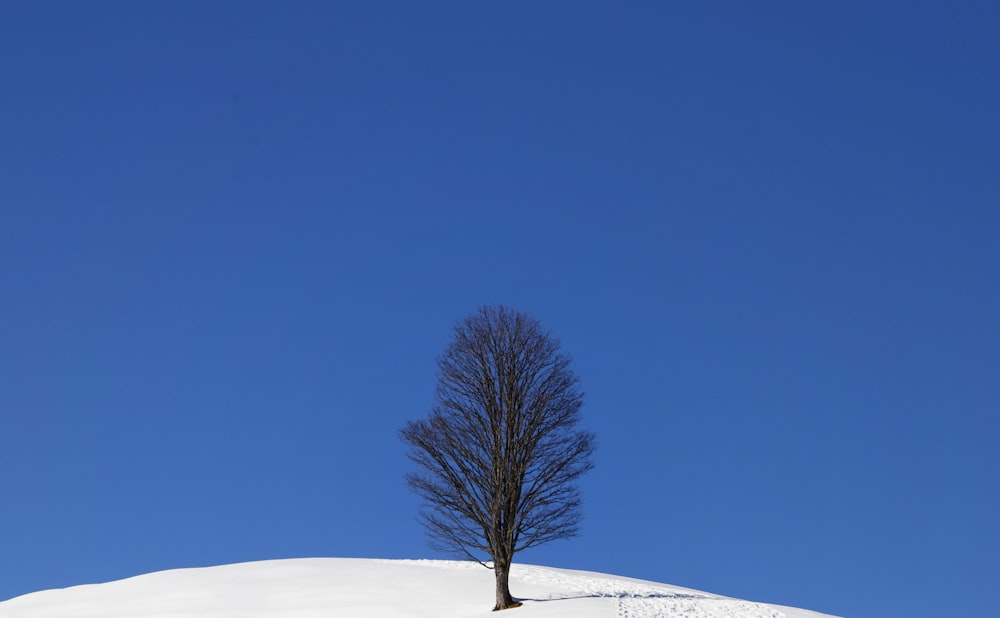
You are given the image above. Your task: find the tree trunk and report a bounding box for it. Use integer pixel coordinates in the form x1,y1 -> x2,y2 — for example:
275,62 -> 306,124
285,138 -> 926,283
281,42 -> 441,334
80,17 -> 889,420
493,561 -> 517,611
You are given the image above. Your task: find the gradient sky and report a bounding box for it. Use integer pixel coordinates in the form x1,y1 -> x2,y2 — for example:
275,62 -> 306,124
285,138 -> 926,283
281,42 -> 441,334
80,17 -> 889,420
2,3 -> 998,617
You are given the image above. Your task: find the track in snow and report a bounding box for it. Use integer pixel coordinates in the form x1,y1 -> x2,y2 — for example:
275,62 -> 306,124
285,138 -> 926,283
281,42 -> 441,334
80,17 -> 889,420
391,560 -> 786,618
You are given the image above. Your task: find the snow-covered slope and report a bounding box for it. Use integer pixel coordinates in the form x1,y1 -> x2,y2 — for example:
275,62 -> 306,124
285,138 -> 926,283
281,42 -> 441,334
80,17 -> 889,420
0,558 -> 839,618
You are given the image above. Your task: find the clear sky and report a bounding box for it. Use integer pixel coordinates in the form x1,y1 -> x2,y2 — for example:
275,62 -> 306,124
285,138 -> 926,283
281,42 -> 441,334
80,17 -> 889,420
1,3 -> 997,617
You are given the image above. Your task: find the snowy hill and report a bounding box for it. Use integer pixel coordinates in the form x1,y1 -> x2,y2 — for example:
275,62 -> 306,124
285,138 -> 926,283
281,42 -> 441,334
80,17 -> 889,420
0,558 -> 839,618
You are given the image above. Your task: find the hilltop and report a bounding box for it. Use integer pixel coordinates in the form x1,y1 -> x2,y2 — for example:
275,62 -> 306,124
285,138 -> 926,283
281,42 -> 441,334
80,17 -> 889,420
0,558 -> 839,618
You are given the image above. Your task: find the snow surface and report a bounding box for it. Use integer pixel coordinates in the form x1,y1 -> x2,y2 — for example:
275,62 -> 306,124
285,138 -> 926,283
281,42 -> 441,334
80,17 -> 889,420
0,558 -> 840,618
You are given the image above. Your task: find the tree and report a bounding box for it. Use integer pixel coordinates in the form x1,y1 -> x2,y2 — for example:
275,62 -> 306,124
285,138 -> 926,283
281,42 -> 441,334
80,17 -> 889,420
401,305 -> 596,611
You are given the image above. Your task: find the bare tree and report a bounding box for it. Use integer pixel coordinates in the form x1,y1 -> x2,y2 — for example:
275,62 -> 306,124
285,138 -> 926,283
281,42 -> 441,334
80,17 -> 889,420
401,305 -> 596,611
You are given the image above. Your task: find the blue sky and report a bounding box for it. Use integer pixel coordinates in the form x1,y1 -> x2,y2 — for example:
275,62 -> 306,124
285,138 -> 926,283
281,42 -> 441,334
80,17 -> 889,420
1,2 -> 997,617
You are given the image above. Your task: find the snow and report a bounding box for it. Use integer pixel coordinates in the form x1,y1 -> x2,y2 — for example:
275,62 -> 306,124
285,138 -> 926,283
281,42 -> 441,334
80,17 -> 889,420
0,558 -> 840,618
